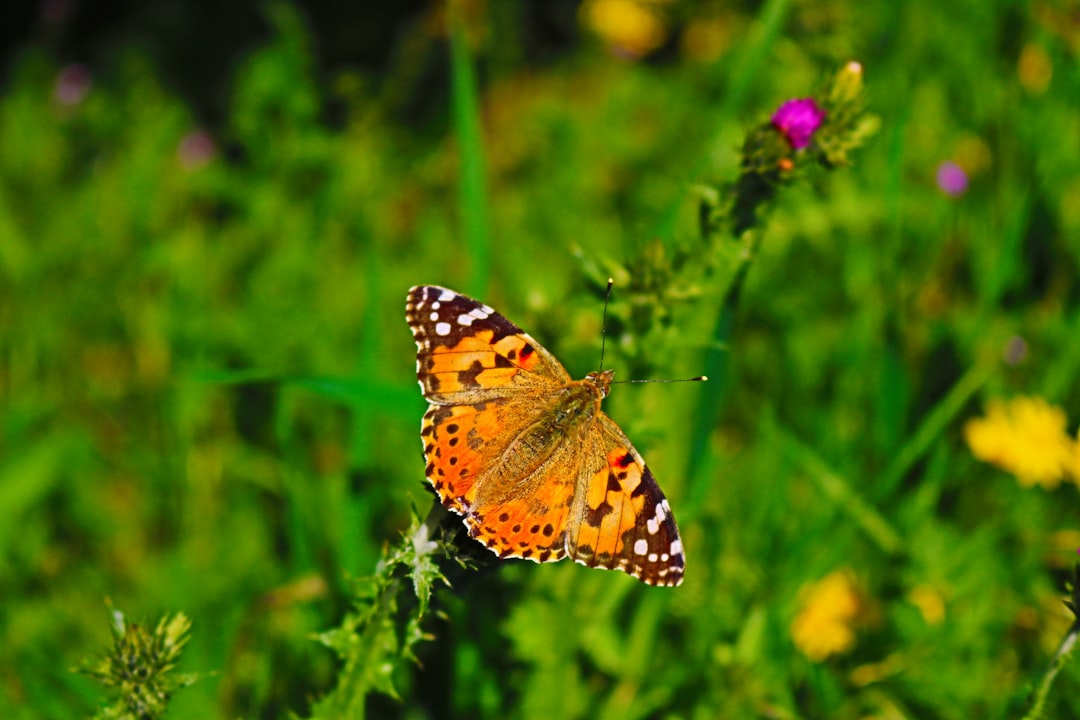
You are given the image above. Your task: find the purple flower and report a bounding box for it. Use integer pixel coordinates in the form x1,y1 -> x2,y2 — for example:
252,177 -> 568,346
936,161 -> 969,197
177,130 -> 216,170
1003,336 -> 1027,366
55,63 -> 91,106
771,98 -> 826,150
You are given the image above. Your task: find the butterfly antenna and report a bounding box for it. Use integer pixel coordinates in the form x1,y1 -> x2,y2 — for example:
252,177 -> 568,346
614,376 -> 709,385
597,278 -> 705,385
599,277 -> 614,372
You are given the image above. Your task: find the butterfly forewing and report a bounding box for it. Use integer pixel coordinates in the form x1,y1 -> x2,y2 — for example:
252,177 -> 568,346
406,285 -> 569,405
406,285 -> 686,587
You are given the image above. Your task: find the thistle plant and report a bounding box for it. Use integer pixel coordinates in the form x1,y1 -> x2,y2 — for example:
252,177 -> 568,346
686,61 -> 879,488
77,604 -> 200,720
308,507 -> 465,718
1020,565 -> 1080,720
703,61 -> 878,244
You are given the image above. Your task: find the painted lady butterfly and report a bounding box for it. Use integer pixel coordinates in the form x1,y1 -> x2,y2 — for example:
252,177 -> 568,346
406,285 -> 685,586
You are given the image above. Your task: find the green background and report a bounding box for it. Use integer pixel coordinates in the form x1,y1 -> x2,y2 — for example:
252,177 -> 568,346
1,1 -> 1078,717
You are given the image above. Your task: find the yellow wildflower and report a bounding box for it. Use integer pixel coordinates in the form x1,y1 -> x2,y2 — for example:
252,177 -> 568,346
580,0 -> 668,59
907,584 -> 946,625
964,396 -> 1074,489
1018,42 -> 1053,95
791,569 -> 862,661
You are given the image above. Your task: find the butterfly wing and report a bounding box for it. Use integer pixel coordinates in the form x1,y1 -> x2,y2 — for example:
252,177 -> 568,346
408,285 -> 569,514
458,450 -> 577,564
565,414 -> 685,586
406,285 -> 570,405
419,394 -> 550,515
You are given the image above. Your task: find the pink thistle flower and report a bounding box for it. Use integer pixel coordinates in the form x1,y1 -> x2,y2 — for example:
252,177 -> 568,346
936,161 -> 969,197
771,98 -> 826,150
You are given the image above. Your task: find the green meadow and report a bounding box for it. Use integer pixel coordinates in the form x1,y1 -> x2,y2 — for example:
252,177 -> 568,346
1,1 -> 1078,718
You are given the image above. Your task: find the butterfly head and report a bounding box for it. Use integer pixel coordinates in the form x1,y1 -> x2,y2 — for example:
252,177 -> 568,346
584,369 -> 615,398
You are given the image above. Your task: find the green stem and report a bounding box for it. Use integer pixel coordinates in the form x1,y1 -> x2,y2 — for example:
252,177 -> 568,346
684,231 -> 762,513
1020,621 -> 1079,720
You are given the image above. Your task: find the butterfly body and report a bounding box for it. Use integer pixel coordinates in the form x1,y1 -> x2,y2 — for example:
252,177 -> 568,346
406,285 -> 684,586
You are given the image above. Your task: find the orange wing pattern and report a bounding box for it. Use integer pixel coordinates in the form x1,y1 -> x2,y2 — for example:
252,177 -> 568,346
565,416 -> 684,586
407,285 -> 686,587
406,285 -> 568,405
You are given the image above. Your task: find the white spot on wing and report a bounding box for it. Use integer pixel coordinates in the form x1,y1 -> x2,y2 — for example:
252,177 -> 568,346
457,314 -> 474,326
431,301 -> 441,309
648,553 -> 658,562
670,540 -> 683,556
655,504 -> 666,522
435,322 -> 452,336
429,311 -> 439,321
633,538 -> 648,555
647,517 -> 659,535
439,289 -> 456,302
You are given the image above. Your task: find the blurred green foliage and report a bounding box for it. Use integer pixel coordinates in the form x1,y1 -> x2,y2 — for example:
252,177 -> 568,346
1,1 -> 1079,718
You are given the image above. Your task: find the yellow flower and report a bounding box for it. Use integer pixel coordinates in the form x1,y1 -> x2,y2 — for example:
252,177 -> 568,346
580,0 -> 668,59
1018,42 -> 1053,95
964,396 -> 1074,489
907,584 -> 946,625
791,569 -> 862,661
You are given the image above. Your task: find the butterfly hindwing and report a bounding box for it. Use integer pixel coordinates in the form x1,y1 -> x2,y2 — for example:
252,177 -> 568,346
566,416 -> 685,586
421,391 -> 557,515
464,482 -> 573,564
421,403 -> 490,514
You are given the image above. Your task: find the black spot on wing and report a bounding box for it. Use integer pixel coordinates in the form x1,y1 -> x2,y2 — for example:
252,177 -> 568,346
584,499 -> 614,527
458,359 -> 486,388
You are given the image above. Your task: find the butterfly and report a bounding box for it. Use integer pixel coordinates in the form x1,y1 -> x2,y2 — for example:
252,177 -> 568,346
406,285 -> 685,586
